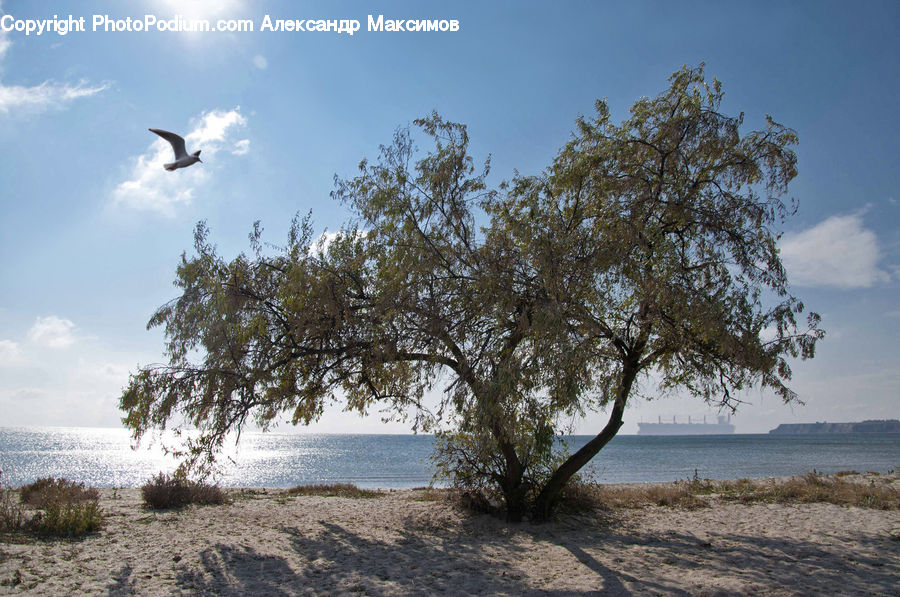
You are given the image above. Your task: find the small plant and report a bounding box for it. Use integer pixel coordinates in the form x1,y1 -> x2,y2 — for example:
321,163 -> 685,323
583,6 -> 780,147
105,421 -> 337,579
141,472 -> 225,509
0,470 -> 28,533
29,501 -> 104,537
283,483 -> 382,499
19,477 -> 100,509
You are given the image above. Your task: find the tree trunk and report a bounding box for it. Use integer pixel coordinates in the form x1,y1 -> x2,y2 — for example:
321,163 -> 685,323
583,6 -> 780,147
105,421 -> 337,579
531,361 -> 638,520
494,425 -> 526,522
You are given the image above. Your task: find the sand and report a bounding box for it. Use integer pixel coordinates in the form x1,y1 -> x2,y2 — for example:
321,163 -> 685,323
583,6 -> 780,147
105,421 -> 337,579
1,483 -> 898,596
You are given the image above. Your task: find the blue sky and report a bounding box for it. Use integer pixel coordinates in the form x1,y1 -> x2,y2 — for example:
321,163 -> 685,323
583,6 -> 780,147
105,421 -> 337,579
0,0 -> 897,434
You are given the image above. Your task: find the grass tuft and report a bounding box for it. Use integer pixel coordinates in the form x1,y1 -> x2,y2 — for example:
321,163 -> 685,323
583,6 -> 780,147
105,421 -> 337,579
283,483 -> 383,499
562,471 -> 899,512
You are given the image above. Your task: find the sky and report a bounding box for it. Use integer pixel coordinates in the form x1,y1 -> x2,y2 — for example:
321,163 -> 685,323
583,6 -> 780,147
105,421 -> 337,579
0,0 -> 897,435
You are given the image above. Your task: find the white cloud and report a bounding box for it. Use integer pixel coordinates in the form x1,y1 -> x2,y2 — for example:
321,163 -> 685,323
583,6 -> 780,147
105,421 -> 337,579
253,55 -> 268,70
0,339 -> 21,363
232,139 -> 250,155
309,230 -> 369,256
0,1 -> 107,114
780,214 -> 891,289
112,107 -> 248,216
27,316 -> 76,349
0,79 -> 108,114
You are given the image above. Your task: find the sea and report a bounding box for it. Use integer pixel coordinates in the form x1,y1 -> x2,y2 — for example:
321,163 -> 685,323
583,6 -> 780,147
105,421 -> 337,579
1,427 -> 898,489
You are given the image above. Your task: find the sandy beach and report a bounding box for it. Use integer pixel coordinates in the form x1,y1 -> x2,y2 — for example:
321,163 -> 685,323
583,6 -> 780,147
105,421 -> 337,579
2,481 -> 898,596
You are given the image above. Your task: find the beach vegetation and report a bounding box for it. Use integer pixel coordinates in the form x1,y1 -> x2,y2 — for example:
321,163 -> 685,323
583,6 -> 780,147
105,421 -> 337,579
283,483 -> 382,498
0,487 -> 28,533
19,477 -> 100,509
568,472 -> 899,511
140,472 -> 226,509
2,474 -> 104,538
28,500 -> 104,537
120,64 -> 822,521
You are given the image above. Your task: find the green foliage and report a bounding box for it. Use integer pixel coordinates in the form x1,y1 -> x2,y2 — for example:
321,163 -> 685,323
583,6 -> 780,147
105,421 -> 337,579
28,501 -> 104,537
140,472 -> 226,509
120,64 -> 822,521
1,472 -> 104,538
19,477 -> 100,509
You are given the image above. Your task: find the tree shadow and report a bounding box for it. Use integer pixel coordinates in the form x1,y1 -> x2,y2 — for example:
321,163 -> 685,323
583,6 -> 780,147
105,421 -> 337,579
159,507 -> 897,595
106,564 -> 137,596
174,544 -> 301,596
551,521 -> 899,596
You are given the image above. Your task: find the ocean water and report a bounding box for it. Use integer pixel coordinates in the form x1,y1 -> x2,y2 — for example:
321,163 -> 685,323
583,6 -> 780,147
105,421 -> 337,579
0,427 -> 897,489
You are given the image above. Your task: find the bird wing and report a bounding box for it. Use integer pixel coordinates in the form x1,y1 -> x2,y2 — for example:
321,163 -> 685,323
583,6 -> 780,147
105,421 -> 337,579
149,128 -> 188,159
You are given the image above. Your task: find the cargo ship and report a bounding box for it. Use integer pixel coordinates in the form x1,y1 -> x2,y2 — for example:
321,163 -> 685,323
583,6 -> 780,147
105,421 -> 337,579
637,414 -> 735,435
769,419 -> 900,434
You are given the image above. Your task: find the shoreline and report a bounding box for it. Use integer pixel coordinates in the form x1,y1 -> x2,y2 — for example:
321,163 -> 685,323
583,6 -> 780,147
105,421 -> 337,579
2,474 -> 898,595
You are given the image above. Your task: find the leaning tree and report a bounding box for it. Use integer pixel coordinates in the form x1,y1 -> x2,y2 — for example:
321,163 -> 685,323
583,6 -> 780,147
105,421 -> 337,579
495,64 -> 824,518
120,65 -> 823,520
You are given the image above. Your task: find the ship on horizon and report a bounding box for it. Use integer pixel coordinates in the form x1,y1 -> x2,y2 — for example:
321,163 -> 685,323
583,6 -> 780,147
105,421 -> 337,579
637,414 -> 735,435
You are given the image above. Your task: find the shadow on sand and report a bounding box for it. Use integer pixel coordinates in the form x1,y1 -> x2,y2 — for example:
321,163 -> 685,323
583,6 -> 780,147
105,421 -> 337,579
124,509 -> 899,596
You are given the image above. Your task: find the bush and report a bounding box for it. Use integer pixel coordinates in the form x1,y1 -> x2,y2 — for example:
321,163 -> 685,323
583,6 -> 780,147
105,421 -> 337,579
141,472 -> 225,509
0,486 -> 27,533
29,501 -> 104,537
0,473 -> 103,538
19,477 -> 100,508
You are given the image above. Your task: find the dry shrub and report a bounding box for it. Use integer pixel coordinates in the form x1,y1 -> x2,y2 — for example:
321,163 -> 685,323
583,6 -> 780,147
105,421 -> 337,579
768,473 -> 898,509
141,472 -> 225,510
19,477 -> 99,509
411,488 -> 449,502
1,487 -> 27,533
284,483 -> 382,499
29,501 -> 103,537
706,472 -> 898,509
596,484 -> 709,509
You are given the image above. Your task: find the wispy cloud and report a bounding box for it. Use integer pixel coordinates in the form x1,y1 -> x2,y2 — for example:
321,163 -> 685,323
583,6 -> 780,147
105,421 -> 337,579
0,339 -> 21,363
0,2 -> 108,114
0,79 -> 109,114
253,55 -> 268,70
27,316 -> 76,349
112,107 -> 248,216
780,213 -> 891,289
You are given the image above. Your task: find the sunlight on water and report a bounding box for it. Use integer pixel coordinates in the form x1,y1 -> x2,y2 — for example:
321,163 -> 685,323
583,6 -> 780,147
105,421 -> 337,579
1,427 -> 898,488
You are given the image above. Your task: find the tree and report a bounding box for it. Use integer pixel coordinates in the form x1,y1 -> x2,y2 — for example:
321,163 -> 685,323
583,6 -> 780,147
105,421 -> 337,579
498,64 -> 824,517
120,65 -> 823,521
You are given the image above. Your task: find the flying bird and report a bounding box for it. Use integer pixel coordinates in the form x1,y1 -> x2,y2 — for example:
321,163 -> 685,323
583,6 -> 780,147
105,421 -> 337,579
149,128 -> 202,171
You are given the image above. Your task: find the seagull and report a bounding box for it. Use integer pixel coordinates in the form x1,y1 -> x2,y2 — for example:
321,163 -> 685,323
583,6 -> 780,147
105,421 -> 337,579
149,128 -> 202,171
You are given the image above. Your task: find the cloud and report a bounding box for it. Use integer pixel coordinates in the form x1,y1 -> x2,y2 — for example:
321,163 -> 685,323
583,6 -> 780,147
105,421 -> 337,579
0,339 -> 21,363
780,214 -> 891,289
253,55 -> 268,70
232,139 -> 250,155
0,79 -> 109,114
0,2 -> 107,114
112,107 -> 248,216
27,316 -> 76,349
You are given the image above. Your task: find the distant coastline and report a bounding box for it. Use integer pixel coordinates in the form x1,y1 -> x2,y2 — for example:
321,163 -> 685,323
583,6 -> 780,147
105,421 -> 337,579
769,419 -> 900,434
